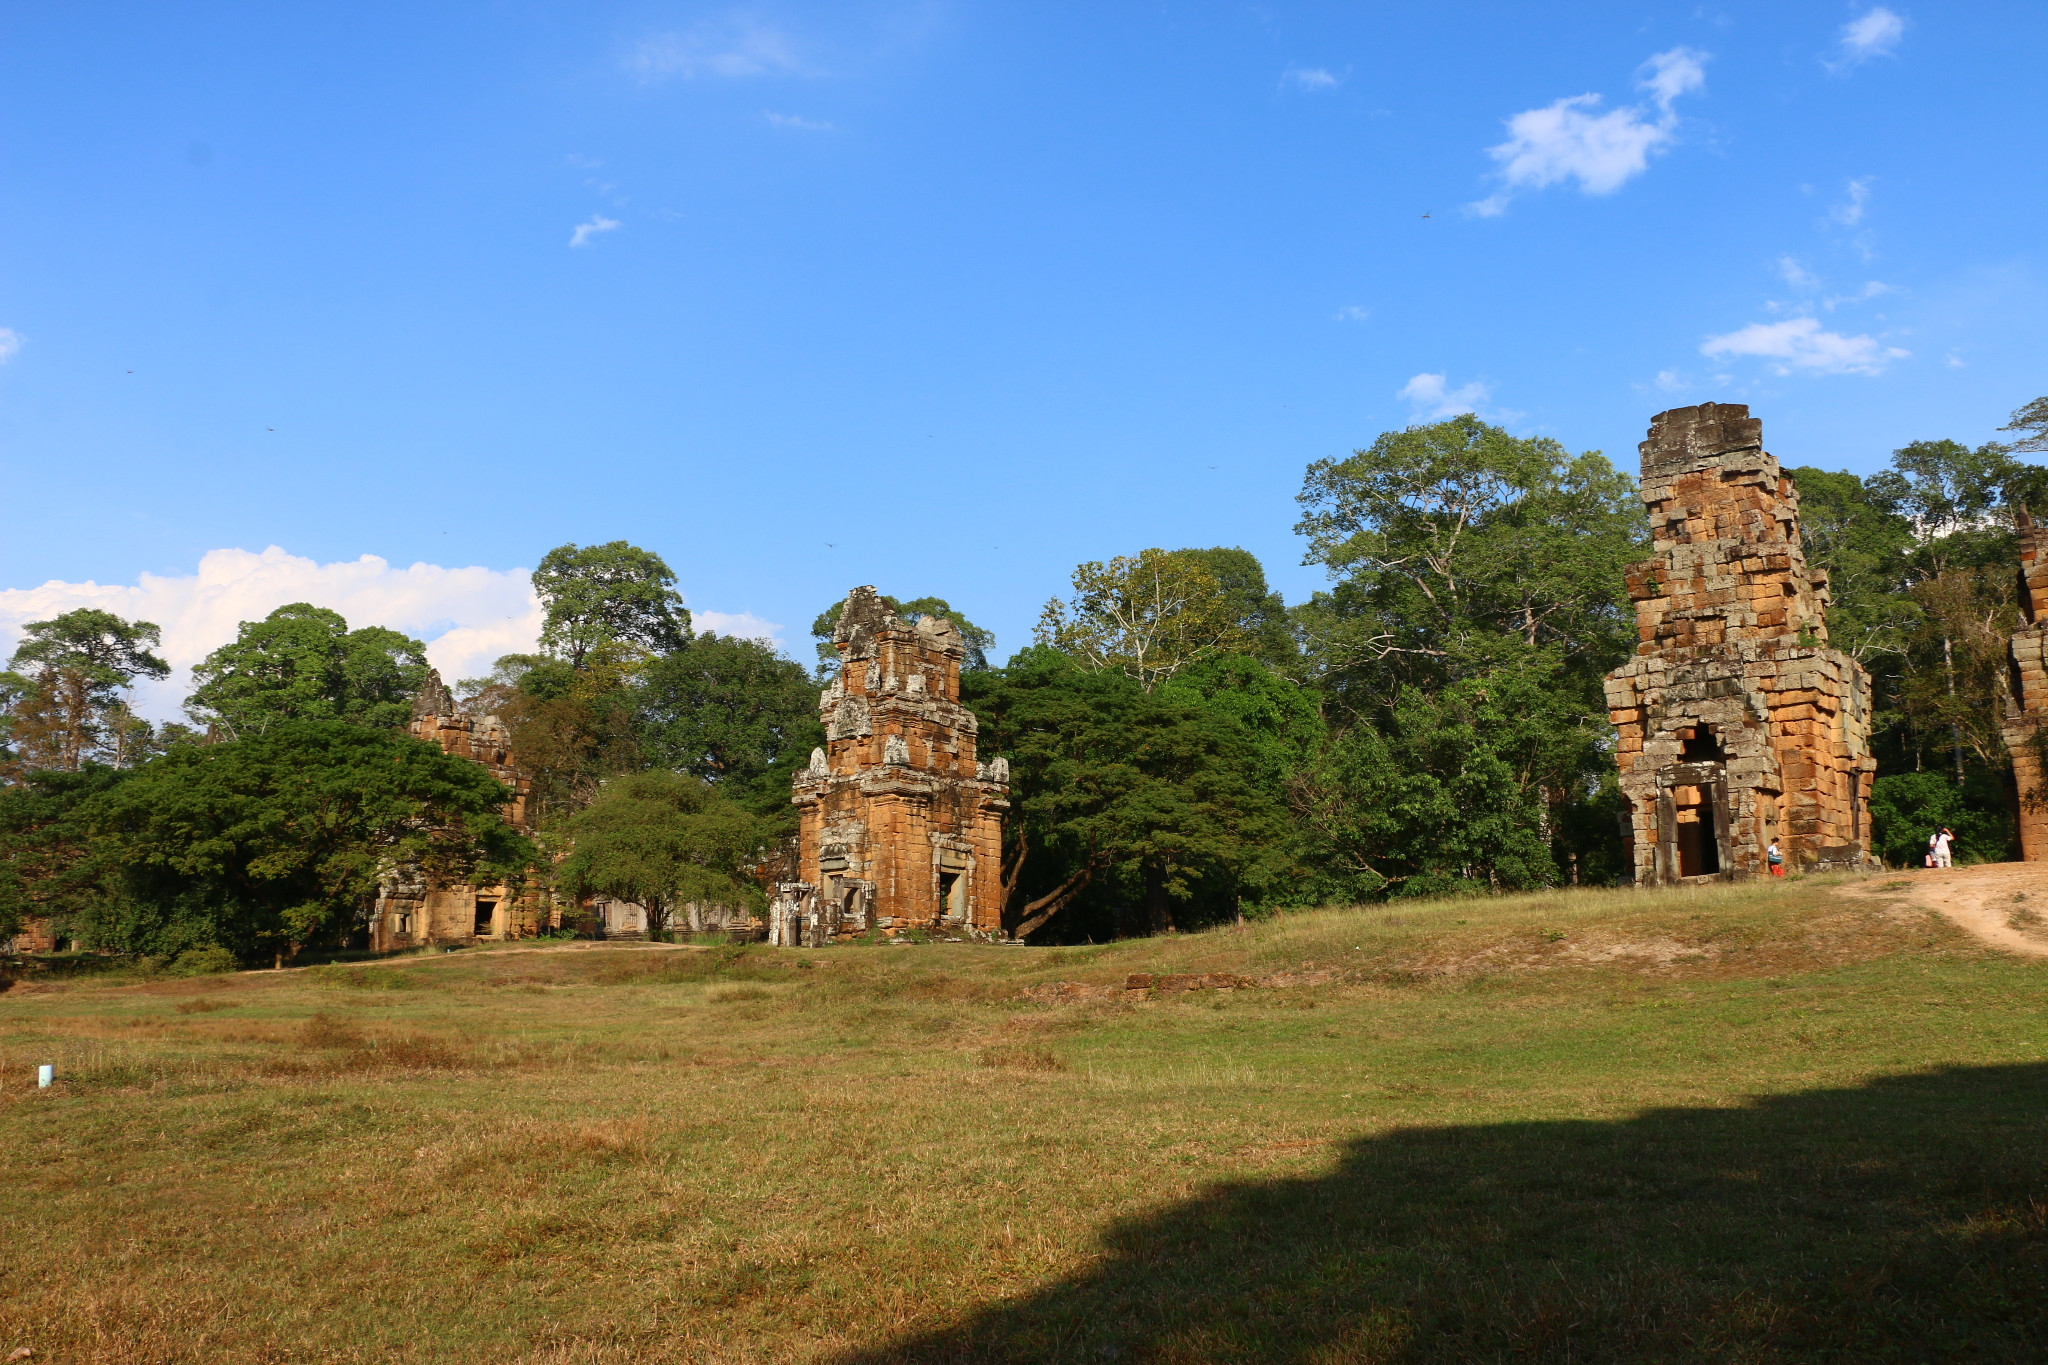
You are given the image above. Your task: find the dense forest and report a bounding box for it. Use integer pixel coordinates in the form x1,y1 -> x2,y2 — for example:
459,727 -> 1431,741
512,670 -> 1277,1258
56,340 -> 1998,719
4,398 -> 2045,959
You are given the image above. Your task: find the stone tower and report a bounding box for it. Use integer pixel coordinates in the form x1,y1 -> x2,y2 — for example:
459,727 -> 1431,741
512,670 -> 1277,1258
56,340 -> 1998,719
1604,404 -> 1875,883
2004,510 -> 2048,859
782,587 -> 1010,944
369,670 -> 539,948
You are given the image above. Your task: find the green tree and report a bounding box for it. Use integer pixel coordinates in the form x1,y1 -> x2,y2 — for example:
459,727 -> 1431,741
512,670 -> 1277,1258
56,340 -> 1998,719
5,608 -> 170,771
1285,417 -> 1644,894
0,765 -> 133,946
1784,466 -> 1919,662
552,770 -> 767,940
1035,549 -> 1250,691
84,719 -> 534,963
962,649 -> 1293,940
2004,395 -> 2048,454
1176,547 -> 1299,669
468,645 -> 644,822
637,633 -> 825,823
184,604 -> 429,739
810,595 -> 995,674
1293,416 -> 1644,692
534,541 -> 690,669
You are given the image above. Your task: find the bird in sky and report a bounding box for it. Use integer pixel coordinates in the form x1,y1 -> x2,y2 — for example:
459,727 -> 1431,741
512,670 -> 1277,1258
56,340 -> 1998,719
1421,213 -> 1431,219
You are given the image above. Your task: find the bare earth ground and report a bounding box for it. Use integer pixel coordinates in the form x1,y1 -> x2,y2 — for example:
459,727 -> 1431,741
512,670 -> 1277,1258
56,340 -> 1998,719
1851,860 -> 2048,957
3,873 -> 2045,1363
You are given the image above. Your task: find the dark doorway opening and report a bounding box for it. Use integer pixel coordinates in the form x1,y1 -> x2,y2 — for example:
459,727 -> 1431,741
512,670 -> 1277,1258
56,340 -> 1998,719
1673,787 -> 1720,877
938,870 -> 962,919
474,900 -> 497,936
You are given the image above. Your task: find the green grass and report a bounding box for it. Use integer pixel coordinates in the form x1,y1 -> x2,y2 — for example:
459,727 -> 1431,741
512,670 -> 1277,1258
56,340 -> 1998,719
2,874 -> 2044,1362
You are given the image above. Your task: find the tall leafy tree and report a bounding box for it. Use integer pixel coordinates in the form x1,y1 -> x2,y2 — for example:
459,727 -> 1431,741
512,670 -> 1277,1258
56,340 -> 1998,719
1286,417 -> 1643,894
4,609 -> 170,771
0,766 -> 133,946
1293,416 -> 1643,692
552,770 -> 767,940
466,646 -> 644,822
534,541 -> 690,669
83,719 -> 535,963
963,649 -> 1293,939
637,633 -> 825,823
184,604 -> 429,738
1785,466 -> 1919,662
1035,549 -> 1250,691
2004,395 -> 2048,455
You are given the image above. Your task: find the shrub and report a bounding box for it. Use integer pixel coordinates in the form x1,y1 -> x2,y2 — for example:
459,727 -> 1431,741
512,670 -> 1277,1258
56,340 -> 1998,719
168,945 -> 240,977
1869,769 -> 2015,867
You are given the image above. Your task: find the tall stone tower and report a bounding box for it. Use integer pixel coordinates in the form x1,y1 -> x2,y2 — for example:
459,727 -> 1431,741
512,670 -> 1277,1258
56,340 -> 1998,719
1604,404 -> 1875,883
2004,510 -> 2048,859
782,587 -> 1009,944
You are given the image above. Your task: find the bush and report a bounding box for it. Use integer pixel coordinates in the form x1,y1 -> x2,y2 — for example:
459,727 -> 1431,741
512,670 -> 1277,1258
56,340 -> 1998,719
168,945 -> 241,977
1869,769 -> 2015,868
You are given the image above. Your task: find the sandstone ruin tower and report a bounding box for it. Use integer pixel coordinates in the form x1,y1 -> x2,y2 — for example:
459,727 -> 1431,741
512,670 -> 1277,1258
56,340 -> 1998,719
1605,404 -> 1875,883
2004,510 -> 2048,859
369,670 -> 539,949
782,587 -> 1009,944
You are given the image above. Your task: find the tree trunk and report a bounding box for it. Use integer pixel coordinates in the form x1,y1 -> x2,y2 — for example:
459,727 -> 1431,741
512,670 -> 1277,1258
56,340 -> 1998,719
1944,634 -> 1965,783
1145,862 -> 1174,936
1011,861 -> 1100,941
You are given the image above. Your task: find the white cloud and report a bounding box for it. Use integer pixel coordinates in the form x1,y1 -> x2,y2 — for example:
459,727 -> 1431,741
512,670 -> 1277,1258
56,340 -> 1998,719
0,548 -> 543,722
1470,47 -> 1706,216
1777,255 -> 1821,292
628,19 -> 801,81
1655,368 -> 1686,392
569,215 -> 620,248
695,611 -> 784,647
1699,316 -> 1907,376
0,548 -> 786,721
1824,280 -> 1893,310
765,111 -> 834,131
1829,8 -> 1906,70
0,328 -> 22,363
1399,372 -> 1492,419
1830,177 -> 1872,226
1281,65 -> 1345,92
1334,305 -> 1372,323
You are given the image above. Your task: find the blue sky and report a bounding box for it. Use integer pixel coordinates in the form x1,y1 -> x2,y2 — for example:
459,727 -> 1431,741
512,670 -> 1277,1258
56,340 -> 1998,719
1,2 -> 2042,711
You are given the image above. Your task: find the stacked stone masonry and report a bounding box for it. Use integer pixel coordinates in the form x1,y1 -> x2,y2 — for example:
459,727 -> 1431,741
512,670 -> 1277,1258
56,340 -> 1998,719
2004,509 -> 2048,860
780,587 -> 1010,945
369,670 -> 544,950
1604,404 -> 1875,884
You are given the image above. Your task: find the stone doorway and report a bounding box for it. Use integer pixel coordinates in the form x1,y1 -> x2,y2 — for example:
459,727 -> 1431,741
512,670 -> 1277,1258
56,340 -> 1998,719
1673,788 -> 1720,877
938,870 -> 964,920
474,900 -> 497,937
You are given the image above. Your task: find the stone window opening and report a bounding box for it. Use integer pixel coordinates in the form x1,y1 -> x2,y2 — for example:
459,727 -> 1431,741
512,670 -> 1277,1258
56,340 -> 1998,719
396,912 -> 412,936
1680,726 -> 1726,764
474,899 -> 497,936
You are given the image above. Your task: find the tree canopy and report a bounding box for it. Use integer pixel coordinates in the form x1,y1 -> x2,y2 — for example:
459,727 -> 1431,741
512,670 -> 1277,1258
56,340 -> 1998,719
1035,549 -> 1251,691
79,720 -> 535,962
184,604 -> 430,738
534,541 -> 691,669
551,770 -> 766,940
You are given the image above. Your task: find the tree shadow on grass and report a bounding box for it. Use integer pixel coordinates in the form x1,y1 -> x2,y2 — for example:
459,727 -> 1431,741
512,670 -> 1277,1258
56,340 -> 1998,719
841,1065 -> 2048,1363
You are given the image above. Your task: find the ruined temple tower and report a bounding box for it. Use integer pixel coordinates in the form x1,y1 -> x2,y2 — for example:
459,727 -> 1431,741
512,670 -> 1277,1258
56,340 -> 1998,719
368,671 -> 539,949
1605,404 -> 1875,883
782,588 -> 1010,945
2004,510 -> 2048,859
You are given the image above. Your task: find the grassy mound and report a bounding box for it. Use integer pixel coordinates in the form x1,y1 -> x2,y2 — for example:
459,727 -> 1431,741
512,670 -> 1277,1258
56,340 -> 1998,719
2,872 -> 2043,1362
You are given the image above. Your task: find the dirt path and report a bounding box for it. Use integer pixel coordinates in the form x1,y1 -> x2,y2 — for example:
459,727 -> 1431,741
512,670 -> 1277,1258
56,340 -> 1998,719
1857,862 -> 2048,958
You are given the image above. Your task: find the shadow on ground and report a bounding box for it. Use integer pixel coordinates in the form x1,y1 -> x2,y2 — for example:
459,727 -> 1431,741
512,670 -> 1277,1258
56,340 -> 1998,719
841,1065 -> 2048,1363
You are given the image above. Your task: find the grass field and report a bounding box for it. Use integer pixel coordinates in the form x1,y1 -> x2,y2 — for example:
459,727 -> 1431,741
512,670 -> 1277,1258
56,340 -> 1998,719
4,871 -> 2046,1363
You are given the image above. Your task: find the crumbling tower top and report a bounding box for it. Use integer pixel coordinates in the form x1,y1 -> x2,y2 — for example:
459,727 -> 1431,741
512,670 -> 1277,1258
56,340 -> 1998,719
1626,401 -> 1830,653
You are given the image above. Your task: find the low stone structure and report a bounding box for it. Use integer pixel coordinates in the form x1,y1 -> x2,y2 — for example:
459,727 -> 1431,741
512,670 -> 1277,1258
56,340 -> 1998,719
2004,509 -> 2048,860
1604,404 -> 1876,883
782,587 -> 1010,944
368,671 -> 544,949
